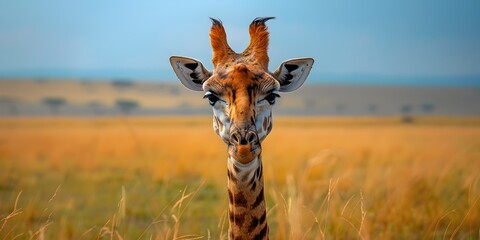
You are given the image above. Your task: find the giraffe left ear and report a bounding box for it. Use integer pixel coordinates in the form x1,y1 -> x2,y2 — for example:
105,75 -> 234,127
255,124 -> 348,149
169,56 -> 212,91
272,58 -> 314,92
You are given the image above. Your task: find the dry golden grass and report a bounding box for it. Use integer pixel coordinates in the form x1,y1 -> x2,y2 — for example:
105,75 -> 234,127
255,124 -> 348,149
0,116 -> 479,239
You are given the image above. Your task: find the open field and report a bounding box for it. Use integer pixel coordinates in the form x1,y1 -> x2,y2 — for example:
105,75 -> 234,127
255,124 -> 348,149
1,79 -> 479,116
0,116 -> 479,239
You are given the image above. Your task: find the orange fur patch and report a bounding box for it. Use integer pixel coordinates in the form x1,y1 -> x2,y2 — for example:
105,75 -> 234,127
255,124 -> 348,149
245,22 -> 271,69
210,23 -> 234,68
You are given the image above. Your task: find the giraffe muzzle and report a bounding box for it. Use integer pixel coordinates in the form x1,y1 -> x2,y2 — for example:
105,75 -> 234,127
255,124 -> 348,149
230,129 -> 257,145
228,128 -> 261,164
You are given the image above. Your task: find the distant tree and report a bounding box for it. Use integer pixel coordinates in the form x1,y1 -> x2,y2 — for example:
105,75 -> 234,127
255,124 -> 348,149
367,103 -> 378,115
115,99 -> 139,115
111,79 -> 134,91
87,101 -> 103,115
400,104 -> 413,114
400,104 -> 414,123
335,102 -> 347,115
42,97 -> 66,115
0,97 -> 18,115
420,103 -> 435,114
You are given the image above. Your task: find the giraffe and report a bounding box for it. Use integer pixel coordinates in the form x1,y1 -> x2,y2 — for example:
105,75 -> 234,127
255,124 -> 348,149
169,17 -> 314,239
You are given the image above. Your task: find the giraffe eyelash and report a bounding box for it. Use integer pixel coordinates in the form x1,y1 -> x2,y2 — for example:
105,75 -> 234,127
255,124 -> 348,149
203,92 -> 220,106
259,91 -> 280,105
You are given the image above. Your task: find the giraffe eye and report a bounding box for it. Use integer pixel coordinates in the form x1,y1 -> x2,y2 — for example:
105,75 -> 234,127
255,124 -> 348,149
265,93 -> 280,105
203,92 -> 219,106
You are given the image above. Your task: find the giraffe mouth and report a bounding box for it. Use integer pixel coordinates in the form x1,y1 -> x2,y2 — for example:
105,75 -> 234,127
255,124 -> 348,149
228,142 -> 261,164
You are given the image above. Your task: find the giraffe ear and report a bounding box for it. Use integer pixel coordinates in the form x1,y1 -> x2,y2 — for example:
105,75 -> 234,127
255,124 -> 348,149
272,58 -> 314,92
169,56 -> 212,91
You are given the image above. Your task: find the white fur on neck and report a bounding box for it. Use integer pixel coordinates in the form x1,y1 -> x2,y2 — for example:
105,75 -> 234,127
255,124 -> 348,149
228,156 -> 260,183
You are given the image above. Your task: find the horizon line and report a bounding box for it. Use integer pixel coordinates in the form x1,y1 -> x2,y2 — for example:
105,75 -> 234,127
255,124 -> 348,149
0,69 -> 479,87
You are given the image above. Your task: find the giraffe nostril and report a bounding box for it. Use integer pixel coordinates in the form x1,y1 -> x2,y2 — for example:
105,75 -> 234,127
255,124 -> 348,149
246,131 -> 256,143
231,133 -> 239,143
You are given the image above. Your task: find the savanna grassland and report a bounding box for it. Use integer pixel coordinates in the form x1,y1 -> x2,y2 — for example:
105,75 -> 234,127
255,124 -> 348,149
0,117 -> 479,239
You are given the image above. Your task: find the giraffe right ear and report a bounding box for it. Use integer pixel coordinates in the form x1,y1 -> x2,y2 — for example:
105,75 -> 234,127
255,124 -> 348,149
272,58 -> 314,92
169,56 -> 212,91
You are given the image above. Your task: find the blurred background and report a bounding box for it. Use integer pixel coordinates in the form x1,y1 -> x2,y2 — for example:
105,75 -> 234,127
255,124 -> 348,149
1,1 -> 480,239
0,0 -> 479,117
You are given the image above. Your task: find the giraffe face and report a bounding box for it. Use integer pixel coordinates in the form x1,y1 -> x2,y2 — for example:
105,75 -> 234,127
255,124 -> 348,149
203,63 -> 280,163
170,17 -> 314,164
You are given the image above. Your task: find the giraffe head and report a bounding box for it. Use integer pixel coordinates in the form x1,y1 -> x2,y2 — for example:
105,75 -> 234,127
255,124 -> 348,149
170,17 -> 313,164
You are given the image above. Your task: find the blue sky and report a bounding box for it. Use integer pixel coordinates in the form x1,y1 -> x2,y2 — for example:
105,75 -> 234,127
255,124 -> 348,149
0,0 -> 479,85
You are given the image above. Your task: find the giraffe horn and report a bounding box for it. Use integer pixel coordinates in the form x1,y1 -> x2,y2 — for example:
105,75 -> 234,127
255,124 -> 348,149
244,17 -> 275,70
210,18 -> 234,68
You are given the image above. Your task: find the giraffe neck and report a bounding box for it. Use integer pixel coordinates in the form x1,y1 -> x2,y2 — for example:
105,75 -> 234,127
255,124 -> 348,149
227,155 -> 269,240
